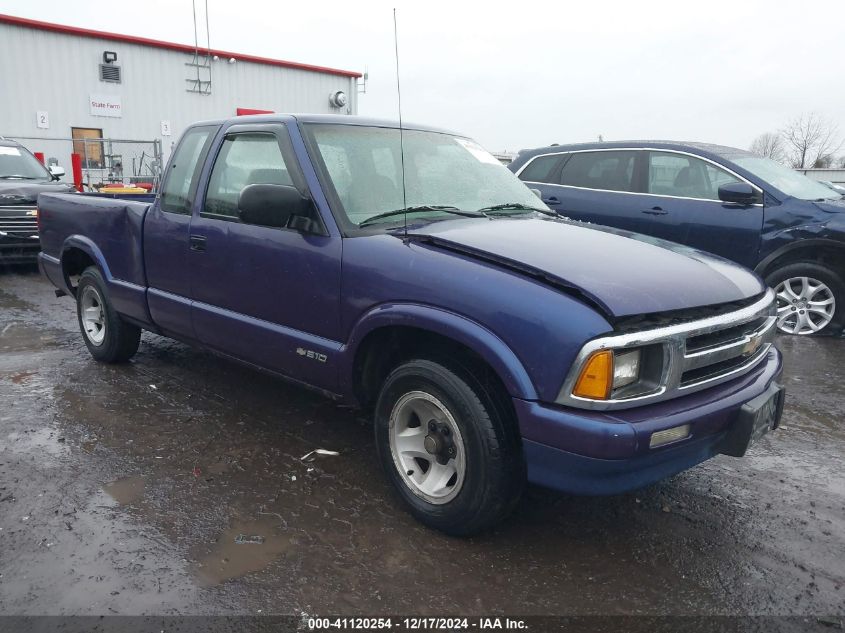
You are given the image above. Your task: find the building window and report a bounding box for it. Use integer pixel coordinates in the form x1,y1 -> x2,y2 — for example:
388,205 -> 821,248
72,127 -> 104,168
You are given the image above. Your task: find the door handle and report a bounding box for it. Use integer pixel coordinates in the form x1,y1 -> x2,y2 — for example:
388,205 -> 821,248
641,207 -> 668,216
189,235 -> 207,252
543,196 -> 561,205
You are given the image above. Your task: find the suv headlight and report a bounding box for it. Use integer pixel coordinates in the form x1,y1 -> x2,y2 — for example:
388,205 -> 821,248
568,344 -> 665,402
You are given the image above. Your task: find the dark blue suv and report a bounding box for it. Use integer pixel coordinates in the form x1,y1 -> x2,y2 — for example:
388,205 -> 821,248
509,141 -> 845,335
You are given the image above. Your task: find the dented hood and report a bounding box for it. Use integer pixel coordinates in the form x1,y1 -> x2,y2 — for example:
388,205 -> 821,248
409,217 -> 766,318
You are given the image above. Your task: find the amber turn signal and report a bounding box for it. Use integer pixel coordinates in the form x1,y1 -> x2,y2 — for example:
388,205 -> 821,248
572,350 -> 613,400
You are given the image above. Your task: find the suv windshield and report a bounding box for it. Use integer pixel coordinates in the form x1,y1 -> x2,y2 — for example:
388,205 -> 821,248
304,124 -> 546,228
731,155 -> 841,201
0,144 -> 51,180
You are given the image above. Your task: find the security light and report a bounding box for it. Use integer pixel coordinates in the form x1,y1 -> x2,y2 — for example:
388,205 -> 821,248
103,51 -> 118,64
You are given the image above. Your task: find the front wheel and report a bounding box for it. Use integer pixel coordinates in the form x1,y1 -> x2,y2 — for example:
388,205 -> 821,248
76,266 -> 141,362
766,262 -> 845,336
374,358 -> 524,536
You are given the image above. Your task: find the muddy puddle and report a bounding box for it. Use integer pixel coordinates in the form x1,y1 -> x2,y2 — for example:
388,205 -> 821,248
103,475 -> 146,505
192,517 -> 294,586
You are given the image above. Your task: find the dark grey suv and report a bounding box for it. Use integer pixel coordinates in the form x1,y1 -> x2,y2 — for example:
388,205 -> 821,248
0,138 -> 72,264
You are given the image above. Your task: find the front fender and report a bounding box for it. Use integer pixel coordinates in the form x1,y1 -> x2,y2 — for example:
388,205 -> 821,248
339,303 -> 539,401
756,235 -> 845,275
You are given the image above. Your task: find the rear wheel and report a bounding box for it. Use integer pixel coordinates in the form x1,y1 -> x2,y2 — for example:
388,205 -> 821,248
76,266 -> 141,362
374,358 -> 524,536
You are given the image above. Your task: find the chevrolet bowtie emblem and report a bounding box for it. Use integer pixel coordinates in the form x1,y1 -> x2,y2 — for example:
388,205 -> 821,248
743,336 -> 761,355
26,210 -> 38,216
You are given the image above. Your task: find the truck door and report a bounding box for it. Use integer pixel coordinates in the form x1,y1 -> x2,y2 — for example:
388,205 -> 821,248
144,125 -> 217,339
188,123 -> 342,391
636,151 -> 764,268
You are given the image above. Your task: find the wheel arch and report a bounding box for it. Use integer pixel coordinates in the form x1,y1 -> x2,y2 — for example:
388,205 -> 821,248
59,236 -> 112,296
756,239 -> 845,279
342,304 -> 538,407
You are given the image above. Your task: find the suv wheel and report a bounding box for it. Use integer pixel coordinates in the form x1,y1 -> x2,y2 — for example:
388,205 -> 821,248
766,262 -> 845,335
374,358 -> 524,536
76,266 -> 142,362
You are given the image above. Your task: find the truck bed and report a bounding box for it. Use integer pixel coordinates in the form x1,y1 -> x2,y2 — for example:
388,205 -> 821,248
38,192 -> 153,289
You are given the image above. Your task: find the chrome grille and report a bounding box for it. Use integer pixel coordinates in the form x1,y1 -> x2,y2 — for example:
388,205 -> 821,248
558,290 -> 777,410
680,316 -> 776,388
0,206 -> 39,239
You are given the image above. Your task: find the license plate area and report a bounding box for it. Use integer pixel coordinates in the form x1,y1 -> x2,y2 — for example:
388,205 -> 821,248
718,382 -> 785,458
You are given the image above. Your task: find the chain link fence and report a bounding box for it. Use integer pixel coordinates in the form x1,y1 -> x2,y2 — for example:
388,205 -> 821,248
8,135 -> 164,191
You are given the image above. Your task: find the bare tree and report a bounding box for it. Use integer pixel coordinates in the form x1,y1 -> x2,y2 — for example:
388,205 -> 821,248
781,112 -> 842,169
813,154 -> 835,168
749,132 -> 786,163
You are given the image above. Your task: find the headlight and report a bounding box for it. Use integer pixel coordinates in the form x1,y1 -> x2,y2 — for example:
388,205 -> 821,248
612,349 -> 641,389
570,345 -> 663,402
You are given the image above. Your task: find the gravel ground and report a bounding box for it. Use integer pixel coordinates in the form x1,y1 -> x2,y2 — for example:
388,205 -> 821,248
0,267 -> 843,623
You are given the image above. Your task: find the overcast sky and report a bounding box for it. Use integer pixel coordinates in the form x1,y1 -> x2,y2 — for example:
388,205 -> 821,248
4,0 -> 843,153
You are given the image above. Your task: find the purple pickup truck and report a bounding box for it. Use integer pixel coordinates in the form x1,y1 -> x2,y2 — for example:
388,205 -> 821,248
37,114 -> 784,535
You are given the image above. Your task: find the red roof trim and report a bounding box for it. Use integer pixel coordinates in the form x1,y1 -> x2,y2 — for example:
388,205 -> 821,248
0,13 -> 362,78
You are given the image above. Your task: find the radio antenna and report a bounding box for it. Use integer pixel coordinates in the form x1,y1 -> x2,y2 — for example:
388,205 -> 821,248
393,8 -> 408,239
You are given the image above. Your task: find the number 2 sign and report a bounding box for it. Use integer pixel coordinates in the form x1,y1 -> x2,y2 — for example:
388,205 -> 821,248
36,111 -> 49,129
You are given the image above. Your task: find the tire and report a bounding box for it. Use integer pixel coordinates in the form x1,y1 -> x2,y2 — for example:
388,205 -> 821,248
765,262 -> 845,336
374,357 -> 524,536
76,266 -> 141,362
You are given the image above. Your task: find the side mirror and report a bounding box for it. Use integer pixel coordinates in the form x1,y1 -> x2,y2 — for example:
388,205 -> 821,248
530,188 -> 543,199
237,183 -> 313,229
49,165 -> 66,181
718,182 -> 760,206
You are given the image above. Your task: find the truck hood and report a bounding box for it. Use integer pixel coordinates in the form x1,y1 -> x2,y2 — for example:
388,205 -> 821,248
408,217 -> 766,319
0,180 -> 75,205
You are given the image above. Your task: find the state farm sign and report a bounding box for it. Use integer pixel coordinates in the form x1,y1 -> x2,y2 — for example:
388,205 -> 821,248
90,94 -> 122,118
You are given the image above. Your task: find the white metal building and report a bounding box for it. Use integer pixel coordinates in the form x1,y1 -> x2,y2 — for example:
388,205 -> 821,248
0,13 -> 361,184
795,168 -> 845,185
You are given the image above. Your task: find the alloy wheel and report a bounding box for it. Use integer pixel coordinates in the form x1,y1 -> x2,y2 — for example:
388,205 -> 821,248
774,276 -> 835,335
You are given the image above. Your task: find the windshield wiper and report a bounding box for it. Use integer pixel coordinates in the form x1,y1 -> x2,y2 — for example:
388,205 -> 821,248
358,205 -> 485,227
0,175 -> 38,180
476,202 -> 556,216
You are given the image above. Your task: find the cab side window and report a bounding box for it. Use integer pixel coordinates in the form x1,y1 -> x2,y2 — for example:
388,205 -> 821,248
204,133 -> 293,219
648,152 -> 740,200
558,151 -> 637,192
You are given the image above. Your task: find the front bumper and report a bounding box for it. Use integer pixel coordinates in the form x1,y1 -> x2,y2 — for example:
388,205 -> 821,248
0,238 -> 40,263
514,347 -> 783,495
